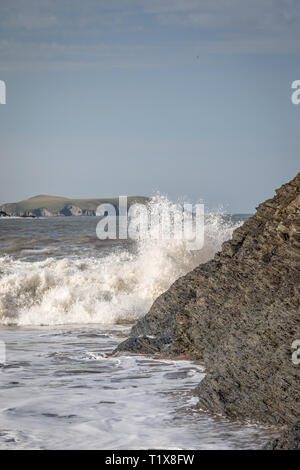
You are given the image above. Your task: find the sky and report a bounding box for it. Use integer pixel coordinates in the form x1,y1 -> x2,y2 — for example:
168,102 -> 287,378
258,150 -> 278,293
0,0 -> 299,212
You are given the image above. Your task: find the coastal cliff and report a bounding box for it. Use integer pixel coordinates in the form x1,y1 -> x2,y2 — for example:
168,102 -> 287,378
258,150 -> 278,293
116,173 -> 300,449
0,194 -> 148,217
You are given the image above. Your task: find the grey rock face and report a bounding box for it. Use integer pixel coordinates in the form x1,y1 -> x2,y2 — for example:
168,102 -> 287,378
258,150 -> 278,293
115,173 -> 300,442
60,205 -> 83,216
34,208 -> 54,217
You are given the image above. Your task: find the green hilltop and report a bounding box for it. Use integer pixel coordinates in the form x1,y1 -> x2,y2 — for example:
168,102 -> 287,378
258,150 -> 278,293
0,194 -> 149,217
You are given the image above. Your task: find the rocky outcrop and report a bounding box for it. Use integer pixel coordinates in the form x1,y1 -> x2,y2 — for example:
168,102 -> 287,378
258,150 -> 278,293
116,173 -> 300,447
34,208 -> 55,217
60,205 -> 83,216
0,210 -> 9,217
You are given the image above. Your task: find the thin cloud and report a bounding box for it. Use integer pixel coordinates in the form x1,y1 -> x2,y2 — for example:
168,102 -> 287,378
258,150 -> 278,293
0,0 -> 300,71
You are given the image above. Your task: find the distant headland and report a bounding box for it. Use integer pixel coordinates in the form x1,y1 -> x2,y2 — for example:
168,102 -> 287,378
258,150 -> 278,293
0,194 -> 149,217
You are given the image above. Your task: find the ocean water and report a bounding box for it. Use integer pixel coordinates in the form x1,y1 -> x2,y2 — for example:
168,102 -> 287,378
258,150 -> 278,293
0,203 -> 274,449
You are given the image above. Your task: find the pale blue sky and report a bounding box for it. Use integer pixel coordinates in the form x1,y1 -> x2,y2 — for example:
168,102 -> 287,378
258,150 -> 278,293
0,0 -> 299,212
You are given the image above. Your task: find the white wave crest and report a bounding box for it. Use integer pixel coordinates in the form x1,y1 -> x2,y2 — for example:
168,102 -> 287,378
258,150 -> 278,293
0,198 -> 240,326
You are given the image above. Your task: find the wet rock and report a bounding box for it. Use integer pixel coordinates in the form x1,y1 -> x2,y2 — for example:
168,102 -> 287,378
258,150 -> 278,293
115,336 -> 169,355
116,173 -> 300,441
264,421 -> 300,450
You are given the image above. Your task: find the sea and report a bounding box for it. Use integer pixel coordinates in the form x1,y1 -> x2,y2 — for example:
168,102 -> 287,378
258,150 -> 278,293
0,201 -> 274,449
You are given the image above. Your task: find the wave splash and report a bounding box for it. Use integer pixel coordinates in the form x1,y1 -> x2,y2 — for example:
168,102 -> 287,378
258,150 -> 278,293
0,197 -> 241,326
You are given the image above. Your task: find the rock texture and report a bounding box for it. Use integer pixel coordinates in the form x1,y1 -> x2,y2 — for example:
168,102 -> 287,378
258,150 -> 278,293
264,420 -> 300,450
116,173 -> 300,448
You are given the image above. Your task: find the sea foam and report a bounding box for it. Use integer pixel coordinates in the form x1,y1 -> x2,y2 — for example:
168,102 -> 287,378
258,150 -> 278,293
0,197 -> 240,326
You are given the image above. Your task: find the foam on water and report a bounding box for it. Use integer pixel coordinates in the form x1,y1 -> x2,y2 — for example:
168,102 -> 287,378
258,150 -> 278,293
0,326 -> 274,449
0,197 -> 240,326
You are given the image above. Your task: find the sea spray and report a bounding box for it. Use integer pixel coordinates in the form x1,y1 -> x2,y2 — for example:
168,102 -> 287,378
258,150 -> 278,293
0,197 -> 241,326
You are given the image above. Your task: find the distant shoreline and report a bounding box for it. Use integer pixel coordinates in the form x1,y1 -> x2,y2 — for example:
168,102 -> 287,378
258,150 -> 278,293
0,194 -> 149,218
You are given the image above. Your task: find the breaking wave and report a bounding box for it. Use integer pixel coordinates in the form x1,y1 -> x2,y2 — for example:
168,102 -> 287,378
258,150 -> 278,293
0,197 -> 241,326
